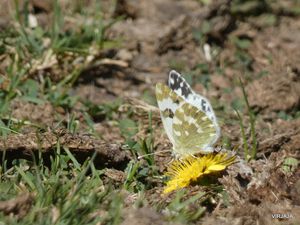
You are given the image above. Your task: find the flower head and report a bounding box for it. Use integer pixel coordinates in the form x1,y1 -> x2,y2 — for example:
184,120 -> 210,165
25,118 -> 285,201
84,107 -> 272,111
164,153 -> 236,194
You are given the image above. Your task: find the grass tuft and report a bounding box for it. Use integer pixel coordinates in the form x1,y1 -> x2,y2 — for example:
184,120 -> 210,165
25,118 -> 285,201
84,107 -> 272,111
234,77 -> 257,161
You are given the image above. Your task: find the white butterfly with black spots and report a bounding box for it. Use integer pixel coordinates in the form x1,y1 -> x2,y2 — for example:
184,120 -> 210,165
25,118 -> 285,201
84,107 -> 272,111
156,70 -> 221,158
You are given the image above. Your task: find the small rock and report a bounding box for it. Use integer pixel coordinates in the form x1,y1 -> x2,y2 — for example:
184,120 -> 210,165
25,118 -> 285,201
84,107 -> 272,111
116,49 -> 133,62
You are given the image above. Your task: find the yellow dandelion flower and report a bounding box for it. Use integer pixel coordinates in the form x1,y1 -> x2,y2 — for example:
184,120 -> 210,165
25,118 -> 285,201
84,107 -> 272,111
164,153 -> 236,194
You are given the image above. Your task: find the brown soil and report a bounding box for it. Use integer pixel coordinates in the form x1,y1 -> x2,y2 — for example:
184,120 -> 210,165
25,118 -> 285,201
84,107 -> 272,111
1,0 -> 300,224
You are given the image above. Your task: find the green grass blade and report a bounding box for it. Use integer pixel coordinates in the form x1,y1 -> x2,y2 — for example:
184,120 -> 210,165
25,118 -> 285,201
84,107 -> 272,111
234,109 -> 249,160
239,77 -> 257,160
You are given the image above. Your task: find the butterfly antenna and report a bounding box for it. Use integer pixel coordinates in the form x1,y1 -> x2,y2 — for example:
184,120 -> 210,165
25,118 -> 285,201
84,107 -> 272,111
138,149 -> 171,160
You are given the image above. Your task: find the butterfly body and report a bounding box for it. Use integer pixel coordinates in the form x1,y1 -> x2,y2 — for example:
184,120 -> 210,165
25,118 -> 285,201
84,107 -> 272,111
156,70 -> 220,158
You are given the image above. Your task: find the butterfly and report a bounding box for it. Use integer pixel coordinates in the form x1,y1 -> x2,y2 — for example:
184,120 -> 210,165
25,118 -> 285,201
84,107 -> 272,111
156,70 -> 221,158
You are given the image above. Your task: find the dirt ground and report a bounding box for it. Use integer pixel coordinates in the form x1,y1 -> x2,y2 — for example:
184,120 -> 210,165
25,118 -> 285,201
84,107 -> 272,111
0,0 -> 300,224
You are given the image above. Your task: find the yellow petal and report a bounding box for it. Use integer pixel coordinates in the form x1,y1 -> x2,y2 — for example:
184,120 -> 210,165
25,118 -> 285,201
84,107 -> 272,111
206,164 -> 226,172
163,153 -> 236,194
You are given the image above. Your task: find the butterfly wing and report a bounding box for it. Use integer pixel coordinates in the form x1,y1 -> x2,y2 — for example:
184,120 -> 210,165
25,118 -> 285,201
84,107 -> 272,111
168,70 -> 218,123
168,70 -> 220,145
172,102 -> 217,157
156,83 -> 184,145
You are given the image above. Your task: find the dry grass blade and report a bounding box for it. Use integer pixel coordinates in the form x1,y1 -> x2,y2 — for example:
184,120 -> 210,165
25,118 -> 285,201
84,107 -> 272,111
0,193 -> 34,218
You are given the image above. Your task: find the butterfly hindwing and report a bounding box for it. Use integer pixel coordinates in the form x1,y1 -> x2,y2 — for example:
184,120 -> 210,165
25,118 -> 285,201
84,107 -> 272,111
172,102 -> 217,157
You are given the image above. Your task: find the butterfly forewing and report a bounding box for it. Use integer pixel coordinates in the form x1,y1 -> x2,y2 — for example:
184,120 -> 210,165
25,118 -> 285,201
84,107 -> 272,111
168,70 -> 220,141
172,102 -> 218,157
156,83 -> 185,145
168,70 -> 193,99
169,70 -> 219,125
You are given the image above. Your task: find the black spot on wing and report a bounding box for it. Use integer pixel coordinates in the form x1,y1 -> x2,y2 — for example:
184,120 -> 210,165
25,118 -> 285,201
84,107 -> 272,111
169,71 -> 192,98
169,71 -> 181,90
162,108 -> 174,118
181,82 -> 193,98
201,99 -> 207,112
